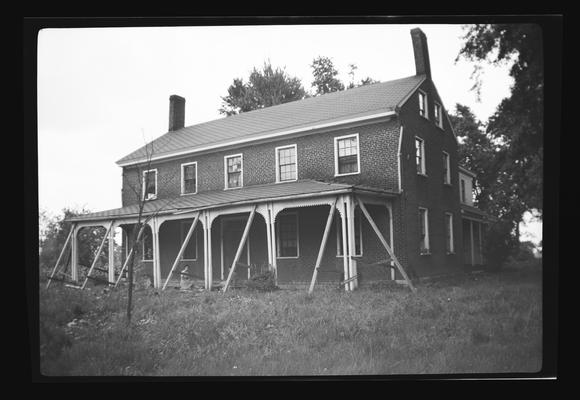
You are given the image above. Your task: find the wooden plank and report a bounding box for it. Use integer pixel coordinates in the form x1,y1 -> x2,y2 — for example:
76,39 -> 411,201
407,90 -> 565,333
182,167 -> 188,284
81,222 -> 113,290
356,198 -> 416,293
46,224 -> 75,289
223,205 -> 257,293
162,213 -> 200,290
308,198 -> 338,294
114,224 -> 146,288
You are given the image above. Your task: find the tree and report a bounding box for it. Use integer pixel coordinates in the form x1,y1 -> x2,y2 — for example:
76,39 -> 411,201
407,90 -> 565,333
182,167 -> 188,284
457,24 -> 543,217
219,61 -> 307,116
310,56 -> 344,95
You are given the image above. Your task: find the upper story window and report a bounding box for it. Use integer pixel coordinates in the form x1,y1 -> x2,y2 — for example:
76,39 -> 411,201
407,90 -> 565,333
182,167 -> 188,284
142,169 -> 157,201
443,151 -> 451,184
415,137 -> 426,175
460,178 -> 466,203
277,212 -> 299,258
336,209 -> 363,257
418,90 -> 428,118
224,154 -> 243,189
434,102 -> 443,128
334,133 -> 360,176
419,207 -> 430,254
276,144 -> 298,182
180,221 -> 197,260
445,212 -> 454,254
181,162 -> 197,195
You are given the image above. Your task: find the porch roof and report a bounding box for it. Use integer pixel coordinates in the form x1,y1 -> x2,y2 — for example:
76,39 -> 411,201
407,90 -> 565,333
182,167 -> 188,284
67,180 -> 399,223
460,204 -> 497,222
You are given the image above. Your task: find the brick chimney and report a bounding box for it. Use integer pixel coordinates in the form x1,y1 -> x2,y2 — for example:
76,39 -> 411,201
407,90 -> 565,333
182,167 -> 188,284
168,95 -> 185,132
410,28 -> 431,79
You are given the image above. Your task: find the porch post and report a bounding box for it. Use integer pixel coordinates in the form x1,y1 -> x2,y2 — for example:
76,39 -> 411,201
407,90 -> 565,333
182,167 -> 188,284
264,207 -> 273,267
108,222 -> 116,284
152,218 -> 161,289
339,197 -> 349,291
203,211 -> 213,291
71,225 -> 78,282
269,204 -> 278,283
386,202 -> 395,280
346,194 -> 357,290
470,220 -> 475,266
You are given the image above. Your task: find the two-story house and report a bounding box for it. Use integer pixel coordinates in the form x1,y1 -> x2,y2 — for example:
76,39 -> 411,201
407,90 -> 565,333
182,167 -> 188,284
59,28 -> 492,291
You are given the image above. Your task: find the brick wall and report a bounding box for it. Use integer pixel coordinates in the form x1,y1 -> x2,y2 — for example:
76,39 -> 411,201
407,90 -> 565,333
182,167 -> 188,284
121,119 -> 401,206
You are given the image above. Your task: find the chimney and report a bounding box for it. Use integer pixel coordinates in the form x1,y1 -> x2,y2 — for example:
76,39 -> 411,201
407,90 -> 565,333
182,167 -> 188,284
168,95 -> 185,132
410,28 -> 431,79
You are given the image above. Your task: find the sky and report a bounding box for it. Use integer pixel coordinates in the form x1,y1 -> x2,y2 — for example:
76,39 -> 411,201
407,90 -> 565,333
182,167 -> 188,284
36,23 -> 541,244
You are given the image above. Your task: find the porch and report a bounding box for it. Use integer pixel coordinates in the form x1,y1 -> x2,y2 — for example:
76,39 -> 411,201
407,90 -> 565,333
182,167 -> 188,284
49,180 -> 414,292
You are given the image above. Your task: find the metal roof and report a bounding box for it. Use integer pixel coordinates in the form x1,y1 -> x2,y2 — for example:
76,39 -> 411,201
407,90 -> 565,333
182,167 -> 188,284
116,75 -> 425,166
67,180 -> 399,223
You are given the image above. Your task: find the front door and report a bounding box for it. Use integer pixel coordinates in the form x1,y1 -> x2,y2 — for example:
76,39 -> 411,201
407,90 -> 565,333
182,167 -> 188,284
222,217 -> 250,281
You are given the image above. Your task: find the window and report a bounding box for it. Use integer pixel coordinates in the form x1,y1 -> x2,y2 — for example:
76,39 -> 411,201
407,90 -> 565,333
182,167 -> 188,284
224,154 -> 243,189
277,213 -> 299,258
415,137 -> 426,175
276,145 -> 297,182
142,228 -> 153,261
181,162 -> 197,194
419,207 -> 430,254
445,213 -> 454,254
443,152 -> 451,184
180,221 -> 197,260
434,102 -> 443,128
142,169 -> 157,200
418,90 -> 428,118
334,134 -> 360,176
460,179 -> 466,203
336,209 -> 363,257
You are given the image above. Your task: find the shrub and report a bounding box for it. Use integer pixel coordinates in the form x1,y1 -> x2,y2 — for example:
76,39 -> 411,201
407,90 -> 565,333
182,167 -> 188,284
246,270 -> 277,292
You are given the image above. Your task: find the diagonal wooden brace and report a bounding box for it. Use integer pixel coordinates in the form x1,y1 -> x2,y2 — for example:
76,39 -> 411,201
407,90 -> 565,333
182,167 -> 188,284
46,223 -> 76,289
114,224 -> 146,288
356,197 -> 416,293
223,205 -> 257,293
81,222 -> 114,290
162,213 -> 200,290
308,197 -> 338,294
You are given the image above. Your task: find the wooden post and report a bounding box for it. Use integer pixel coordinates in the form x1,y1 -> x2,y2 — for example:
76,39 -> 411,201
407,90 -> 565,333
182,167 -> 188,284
308,198 -> 338,294
152,218 -> 162,288
223,205 -> 257,293
357,198 -> 416,293
207,215 -> 213,290
470,220 -> 475,266
71,225 -> 78,282
265,209 -> 273,267
46,224 -> 75,289
386,203 -> 395,280
346,195 -> 357,290
269,205 -> 278,284
339,199 -> 349,291
114,224 -> 145,288
162,213 -> 200,290
81,222 -> 113,290
108,222 -> 116,284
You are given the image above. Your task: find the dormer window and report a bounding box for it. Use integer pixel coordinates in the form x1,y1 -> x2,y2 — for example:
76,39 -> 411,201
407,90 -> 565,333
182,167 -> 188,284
181,162 -> 197,195
225,154 -> 243,189
418,90 -> 428,118
142,169 -> 157,201
434,102 -> 443,128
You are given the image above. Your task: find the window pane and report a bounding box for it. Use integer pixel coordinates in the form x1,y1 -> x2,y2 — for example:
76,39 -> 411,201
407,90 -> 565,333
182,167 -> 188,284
183,164 -> 196,193
144,171 -> 156,197
227,156 -> 242,187
278,147 -> 297,181
337,137 -> 359,174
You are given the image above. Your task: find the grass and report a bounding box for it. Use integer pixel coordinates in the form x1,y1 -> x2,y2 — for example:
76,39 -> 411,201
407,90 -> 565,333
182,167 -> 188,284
39,267 -> 542,376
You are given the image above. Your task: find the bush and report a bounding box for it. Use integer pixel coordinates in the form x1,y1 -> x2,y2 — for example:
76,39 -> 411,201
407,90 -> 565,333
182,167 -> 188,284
246,270 -> 277,292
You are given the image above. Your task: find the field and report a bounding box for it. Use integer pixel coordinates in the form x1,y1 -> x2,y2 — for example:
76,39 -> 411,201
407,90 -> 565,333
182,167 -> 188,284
38,266 -> 542,377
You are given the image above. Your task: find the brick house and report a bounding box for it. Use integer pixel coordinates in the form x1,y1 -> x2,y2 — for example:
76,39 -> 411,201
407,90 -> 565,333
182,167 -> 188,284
56,28 -> 492,291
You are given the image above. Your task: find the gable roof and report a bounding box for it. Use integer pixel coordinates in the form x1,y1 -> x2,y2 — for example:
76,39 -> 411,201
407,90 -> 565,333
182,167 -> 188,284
117,74 -> 426,166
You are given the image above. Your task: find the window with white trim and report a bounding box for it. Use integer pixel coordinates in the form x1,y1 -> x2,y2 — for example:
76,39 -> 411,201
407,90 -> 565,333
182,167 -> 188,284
445,212 -> 454,254
180,221 -> 197,260
334,134 -> 360,175
277,212 -> 299,258
142,169 -> 157,200
276,145 -> 297,182
225,154 -> 243,189
415,137 -> 426,175
434,102 -> 443,128
419,207 -> 430,254
181,162 -> 197,194
460,178 -> 466,203
418,90 -> 428,118
336,209 -> 363,256
443,151 -> 451,184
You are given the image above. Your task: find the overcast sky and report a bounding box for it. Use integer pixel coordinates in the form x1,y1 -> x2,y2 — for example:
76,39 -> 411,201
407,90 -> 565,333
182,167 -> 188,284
36,23 -> 541,243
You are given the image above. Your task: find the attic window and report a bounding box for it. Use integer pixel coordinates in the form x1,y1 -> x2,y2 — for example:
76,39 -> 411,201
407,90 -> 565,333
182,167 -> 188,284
142,169 -> 157,201
334,133 -> 360,176
418,90 -> 428,118
225,154 -> 243,189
